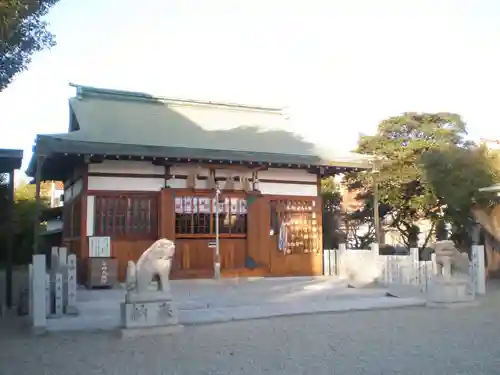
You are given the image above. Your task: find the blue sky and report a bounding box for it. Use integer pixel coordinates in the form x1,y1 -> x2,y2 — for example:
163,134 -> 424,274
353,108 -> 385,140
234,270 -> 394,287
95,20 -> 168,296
1,0 -> 500,174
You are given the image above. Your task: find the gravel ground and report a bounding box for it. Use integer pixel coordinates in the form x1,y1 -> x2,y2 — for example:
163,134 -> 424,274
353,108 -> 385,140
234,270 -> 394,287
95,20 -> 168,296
2,291 -> 500,375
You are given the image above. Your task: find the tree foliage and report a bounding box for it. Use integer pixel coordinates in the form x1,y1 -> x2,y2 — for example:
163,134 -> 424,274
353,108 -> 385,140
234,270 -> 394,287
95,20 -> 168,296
0,178 -> 50,265
346,112 -> 472,249
422,144 -> 500,249
0,0 -> 59,91
321,176 -> 377,249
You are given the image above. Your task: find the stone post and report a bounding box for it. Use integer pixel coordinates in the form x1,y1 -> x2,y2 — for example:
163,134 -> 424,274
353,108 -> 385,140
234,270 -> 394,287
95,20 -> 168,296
53,273 -> 63,317
28,264 -> 33,320
58,247 -> 68,267
45,274 -> 51,316
338,243 -> 346,277
472,245 -> 486,295
431,253 -> 438,276
32,254 -> 47,334
66,254 -> 78,314
410,248 -> 419,285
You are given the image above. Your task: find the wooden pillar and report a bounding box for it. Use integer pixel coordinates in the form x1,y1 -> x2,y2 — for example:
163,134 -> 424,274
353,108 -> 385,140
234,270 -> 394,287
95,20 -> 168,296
246,194 -> 269,269
159,188 -> 175,239
33,155 -> 44,255
5,170 -> 14,308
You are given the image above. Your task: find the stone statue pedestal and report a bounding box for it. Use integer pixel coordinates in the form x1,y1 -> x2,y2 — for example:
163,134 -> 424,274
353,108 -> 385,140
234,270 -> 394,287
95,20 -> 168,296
120,298 -> 182,338
427,240 -> 478,308
121,291 -> 182,338
120,239 -> 183,339
426,276 -> 476,308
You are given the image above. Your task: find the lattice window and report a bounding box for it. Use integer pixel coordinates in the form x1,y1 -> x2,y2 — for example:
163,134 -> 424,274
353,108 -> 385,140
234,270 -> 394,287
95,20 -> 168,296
94,195 -> 157,237
272,199 -> 320,254
215,197 -> 247,234
175,195 -> 247,236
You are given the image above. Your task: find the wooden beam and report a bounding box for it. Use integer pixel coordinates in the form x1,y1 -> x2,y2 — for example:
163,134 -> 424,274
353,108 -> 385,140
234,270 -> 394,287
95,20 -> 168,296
33,155 -> 44,254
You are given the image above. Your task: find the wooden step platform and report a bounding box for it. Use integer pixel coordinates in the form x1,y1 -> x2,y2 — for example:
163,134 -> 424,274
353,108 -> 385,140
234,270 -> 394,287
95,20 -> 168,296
171,267 -> 268,280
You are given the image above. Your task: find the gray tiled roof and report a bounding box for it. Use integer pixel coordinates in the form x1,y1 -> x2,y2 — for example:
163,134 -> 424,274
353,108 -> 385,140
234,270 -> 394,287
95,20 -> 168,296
33,85 -> 374,169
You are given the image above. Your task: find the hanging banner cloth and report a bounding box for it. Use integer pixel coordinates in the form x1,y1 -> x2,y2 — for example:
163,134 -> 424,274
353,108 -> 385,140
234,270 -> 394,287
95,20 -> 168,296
278,218 -> 289,253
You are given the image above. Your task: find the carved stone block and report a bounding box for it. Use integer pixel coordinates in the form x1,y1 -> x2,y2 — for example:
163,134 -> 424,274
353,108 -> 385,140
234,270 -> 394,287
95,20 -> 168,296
121,300 -> 179,329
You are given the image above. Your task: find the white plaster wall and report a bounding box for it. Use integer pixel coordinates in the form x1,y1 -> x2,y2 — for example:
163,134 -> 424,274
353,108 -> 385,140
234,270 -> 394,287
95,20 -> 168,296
169,165 -> 210,177
87,176 -> 165,191
258,168 -> 316,183
88,160 -> 164,174
257,182 -> 317,197
86,161 -> 318,196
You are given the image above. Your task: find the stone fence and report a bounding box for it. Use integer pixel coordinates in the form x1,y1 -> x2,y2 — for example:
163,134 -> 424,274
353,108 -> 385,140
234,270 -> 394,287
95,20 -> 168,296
324,244 -> 486,295
28,247 -> 78,333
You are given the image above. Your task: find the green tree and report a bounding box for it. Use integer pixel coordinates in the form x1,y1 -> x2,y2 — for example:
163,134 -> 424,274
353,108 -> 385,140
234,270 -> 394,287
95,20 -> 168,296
321,176 -> 377,249
346,112 -> 469,250
422,144 -> 500,250
0,180 -> 50,264
321,177 -> 343,248
0,0 -> 60,91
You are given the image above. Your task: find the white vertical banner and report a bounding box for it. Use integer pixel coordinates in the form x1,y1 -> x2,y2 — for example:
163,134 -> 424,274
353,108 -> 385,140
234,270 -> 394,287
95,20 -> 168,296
86,196 -> 95,236
174,197 -> 183,213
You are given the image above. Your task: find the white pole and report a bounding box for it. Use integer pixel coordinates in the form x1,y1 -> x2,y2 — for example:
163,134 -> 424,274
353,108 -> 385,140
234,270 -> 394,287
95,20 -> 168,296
214,185 -> 221,280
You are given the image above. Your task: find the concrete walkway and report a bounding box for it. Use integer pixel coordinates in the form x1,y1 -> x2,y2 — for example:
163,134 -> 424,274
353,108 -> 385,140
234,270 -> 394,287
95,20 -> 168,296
46,277 -> 426,332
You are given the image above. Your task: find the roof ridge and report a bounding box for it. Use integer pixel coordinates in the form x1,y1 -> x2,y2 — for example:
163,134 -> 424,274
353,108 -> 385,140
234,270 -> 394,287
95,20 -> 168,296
69,83 -> 284,113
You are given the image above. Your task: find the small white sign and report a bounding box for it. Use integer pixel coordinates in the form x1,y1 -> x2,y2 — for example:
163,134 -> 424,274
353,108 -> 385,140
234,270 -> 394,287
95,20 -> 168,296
89,236 -> 111,258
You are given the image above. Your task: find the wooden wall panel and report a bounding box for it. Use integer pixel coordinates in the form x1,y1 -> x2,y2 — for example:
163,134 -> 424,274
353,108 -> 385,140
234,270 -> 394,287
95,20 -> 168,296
246,195 -> 271,269
268,196 -> 324,277
220,239 -> 246,269
110,239 -> 157,281
171,239 -> 246,279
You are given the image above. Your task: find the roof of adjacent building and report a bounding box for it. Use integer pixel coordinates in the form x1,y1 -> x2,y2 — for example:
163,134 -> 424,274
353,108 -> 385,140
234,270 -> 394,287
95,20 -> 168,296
28,84 -> 374,177
0,148 -> 23,173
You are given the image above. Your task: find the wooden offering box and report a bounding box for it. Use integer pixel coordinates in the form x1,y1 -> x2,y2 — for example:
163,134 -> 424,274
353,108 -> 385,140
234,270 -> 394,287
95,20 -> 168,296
86,257 -> 118,288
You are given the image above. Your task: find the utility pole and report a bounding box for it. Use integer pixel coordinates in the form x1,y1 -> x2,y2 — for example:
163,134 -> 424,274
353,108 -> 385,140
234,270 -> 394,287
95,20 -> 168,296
214,184 -> 221,280
372,161 -> 381,244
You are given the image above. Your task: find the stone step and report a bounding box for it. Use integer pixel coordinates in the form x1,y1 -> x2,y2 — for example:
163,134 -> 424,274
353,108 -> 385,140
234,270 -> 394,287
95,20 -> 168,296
46,295 -> 426,332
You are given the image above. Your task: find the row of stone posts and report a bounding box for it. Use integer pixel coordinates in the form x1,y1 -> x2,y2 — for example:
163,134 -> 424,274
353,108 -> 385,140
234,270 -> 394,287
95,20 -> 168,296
29,247 -> 78,333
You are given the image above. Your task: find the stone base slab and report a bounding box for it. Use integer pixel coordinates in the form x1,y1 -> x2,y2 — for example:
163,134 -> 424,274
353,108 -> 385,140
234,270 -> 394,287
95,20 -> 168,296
120,324 -> 183,339
426,300 -> 480,309
427,276 -> 474,304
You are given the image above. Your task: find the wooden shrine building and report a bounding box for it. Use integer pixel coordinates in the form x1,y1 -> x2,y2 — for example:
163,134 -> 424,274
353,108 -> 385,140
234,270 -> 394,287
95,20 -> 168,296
27,84 -> 372,282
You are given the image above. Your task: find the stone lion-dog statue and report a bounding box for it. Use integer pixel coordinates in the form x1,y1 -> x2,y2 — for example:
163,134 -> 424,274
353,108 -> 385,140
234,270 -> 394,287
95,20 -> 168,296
125,239 -> 175,301
434,240 -> 470,278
